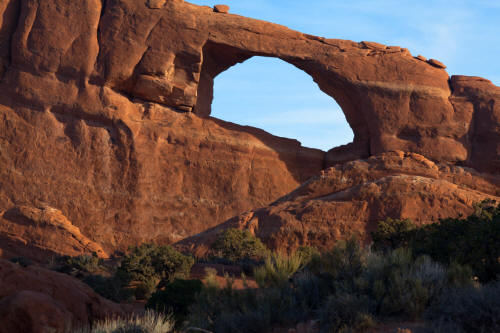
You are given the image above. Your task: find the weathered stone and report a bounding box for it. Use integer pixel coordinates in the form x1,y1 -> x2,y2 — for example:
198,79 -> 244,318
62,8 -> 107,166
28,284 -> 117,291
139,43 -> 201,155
0,206 -> 108,262
214,4 -> 230,13
0,0 -> 498,258
177,152 -> 500,255
0,260 -> 127,332
361,41 -> 387,50
0,291 -> 72,333
146,0 -> 166,9
416,55 -> 427,61
428,58 -> 447,68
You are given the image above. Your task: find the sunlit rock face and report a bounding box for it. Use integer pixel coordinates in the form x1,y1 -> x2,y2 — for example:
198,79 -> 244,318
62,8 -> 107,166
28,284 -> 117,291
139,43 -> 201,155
0,0 -> 499,259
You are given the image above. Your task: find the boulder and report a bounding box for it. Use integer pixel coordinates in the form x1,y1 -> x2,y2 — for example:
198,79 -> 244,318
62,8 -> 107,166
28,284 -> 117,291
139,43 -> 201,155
0,259 -> 127,332
0,291 -> 72,333
214,4 -> 230,13
0,205 -> 108,262
427,58 -> 447,68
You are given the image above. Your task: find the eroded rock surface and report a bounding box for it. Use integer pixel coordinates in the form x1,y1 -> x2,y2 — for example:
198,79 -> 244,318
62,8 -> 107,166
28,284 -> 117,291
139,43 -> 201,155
0,259 -> 126,333
177,152 -> 500,255
0,205 -> 107,261
0,0 -> 498,258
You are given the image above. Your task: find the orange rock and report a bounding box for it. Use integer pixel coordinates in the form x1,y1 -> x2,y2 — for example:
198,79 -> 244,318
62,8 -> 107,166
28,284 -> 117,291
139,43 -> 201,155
0,259 -> 127,332
0,0 -> 498,257
415,55 -> 427,61
0,205 -> 108,261
0,291 -> 73,333
214,4 -> 230,13
427,58 -> 447,68
177,152 -> 500,254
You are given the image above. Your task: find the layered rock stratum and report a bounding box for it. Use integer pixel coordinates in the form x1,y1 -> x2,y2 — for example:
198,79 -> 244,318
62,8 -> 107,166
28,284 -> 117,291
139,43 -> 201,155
0,0 -> 498,270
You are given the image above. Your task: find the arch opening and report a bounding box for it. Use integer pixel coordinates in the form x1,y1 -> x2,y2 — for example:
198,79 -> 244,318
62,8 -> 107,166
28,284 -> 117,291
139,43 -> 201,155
208,57 -> 354,151
194,42 -> 356,153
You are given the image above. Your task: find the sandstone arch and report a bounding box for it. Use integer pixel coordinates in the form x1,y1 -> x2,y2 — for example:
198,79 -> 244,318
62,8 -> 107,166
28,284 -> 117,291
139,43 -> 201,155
94,1 -> 471,166
0,0 -> 498,259
198,55 -> 353,151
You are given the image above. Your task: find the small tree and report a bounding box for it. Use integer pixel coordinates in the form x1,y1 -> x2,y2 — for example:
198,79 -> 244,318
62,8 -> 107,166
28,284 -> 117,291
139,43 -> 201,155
371,218 -> 417,252
210,228 -> 268,263
117,244 -> 194,298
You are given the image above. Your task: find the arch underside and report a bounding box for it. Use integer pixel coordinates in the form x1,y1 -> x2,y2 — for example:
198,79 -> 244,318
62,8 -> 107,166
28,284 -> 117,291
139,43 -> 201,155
194,41 -> 371,162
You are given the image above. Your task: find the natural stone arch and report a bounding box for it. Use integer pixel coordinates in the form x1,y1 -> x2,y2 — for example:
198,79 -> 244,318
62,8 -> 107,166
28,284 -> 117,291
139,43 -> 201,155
194,43 -> 354,152
194,40 -> 373,163
91,0 -> 469,165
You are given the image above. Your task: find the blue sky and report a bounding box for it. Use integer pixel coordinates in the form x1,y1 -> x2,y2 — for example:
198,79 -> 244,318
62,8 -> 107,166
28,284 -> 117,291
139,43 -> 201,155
189,0 -> 500,151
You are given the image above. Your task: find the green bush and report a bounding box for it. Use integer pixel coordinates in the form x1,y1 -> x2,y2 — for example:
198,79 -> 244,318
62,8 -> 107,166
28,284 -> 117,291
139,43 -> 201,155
315,245 -> 449,325
426,280 -> 500,333
57,253 -> 101,278
187,269 -> 326,332
371,200 -> 500,283
308,238 -> 365,290
146,279 -> 203,327
363,249 -> 448,319
118,243 -> 194,284
371,218 -> 417,252
82,274 -> 133,302
254,252 -> 304,288
318,293 -> 376,333
210,229 -> 268,263
295,246 -> 320,265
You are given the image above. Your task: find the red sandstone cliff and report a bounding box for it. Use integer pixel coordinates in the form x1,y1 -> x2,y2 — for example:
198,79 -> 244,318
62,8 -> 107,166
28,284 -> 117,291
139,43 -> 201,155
0,0 -> 498,259
0,1 -> 499,330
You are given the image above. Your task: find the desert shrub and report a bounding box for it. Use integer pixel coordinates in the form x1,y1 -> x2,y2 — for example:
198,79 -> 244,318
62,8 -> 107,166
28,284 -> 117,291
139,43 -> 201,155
315,246 -> 448,329
210,228 -> 268,263
83,274 -> 133,302
9,257 -> 33,267
371,218 -> 417,252
72,310 -> 174,333
117,244 -> 194,298
254,252 -> 304,288
308,238 -> 365,291
362,249 -> 448,319
57,253 -> 101,278
426,280 -> 500,333
146,279 -> 203,327
187,267 -> 326,332
295,246 -> 320,265
371,200 -> 500,283
318,293 -> 376,333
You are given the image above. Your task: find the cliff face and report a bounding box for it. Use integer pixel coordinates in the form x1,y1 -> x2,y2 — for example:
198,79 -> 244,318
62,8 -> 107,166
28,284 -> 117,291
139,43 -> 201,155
0,0 -> 499,257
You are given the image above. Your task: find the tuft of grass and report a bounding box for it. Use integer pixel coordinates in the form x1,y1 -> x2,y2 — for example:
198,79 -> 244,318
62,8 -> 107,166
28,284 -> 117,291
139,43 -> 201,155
71,310 -> 174,333
254,252 -> 304,288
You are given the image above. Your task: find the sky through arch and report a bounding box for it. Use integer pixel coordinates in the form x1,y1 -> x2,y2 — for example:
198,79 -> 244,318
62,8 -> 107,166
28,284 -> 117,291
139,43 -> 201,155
211,57 -> 354,151
189,0 -> 500,150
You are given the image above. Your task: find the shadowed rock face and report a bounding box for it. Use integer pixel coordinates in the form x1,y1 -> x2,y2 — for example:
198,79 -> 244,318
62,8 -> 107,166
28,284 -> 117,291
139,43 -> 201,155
177,151 -> 500,255
0,0 -> 499,257
0,259 -> 127,333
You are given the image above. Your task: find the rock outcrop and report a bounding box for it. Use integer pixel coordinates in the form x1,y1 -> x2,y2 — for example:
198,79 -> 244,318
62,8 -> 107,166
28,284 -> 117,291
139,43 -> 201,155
177,151 -> 500,254
0,259 -> 126,333
0,0 -> 498,259
0,205 -> 107,261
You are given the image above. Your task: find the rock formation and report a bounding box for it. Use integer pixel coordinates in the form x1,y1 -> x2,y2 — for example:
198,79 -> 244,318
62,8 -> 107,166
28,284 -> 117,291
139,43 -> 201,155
178,151 -> 500,255
0,0 -> 498,259
0,259 -> 127,333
